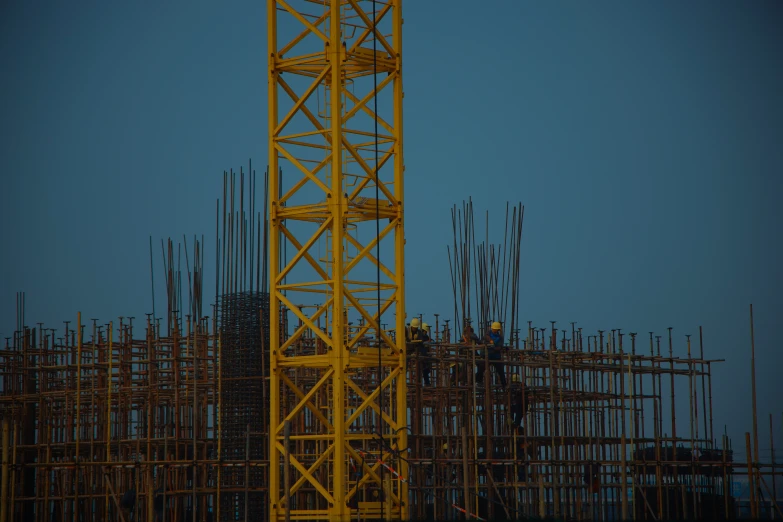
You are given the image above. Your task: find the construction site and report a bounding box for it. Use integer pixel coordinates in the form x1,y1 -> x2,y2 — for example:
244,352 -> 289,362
1,1 -> 781,521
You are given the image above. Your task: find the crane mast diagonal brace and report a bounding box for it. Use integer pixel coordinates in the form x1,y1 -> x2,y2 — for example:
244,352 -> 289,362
268,1 -> 407,520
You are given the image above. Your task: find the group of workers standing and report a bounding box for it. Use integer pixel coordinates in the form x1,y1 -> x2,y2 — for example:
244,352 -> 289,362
404,318 -> 509,389
404,320 -> 605,496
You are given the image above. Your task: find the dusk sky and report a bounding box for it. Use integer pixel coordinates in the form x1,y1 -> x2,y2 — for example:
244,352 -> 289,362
1,1 -> 781,461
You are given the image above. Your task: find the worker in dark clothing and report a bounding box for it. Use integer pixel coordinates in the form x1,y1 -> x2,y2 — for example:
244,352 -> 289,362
420,322 -> 433,385
121,488 -> 136,520
406,318 -> 431,385
453,325 -> 481,384
513,436 -> 537,482
506,373 -> 533,480
510,374 -> 531,431
476,321 -> 507,388
491,442 -> 508,483
462,325 -> 481,345
153,488 -> 164,520
584,462 -> 601,494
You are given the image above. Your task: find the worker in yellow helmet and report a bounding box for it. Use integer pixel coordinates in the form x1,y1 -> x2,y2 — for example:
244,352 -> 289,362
406,318 -> 431,385
476,321 -> 507,388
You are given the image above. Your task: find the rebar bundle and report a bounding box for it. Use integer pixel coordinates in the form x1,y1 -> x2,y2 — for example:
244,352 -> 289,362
218,291 -> 268,521
159,235 -> 206,335
448,199 -> 525,343
215,165 -> 270,522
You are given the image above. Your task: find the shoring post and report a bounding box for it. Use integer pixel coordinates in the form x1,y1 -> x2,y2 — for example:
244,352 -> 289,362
284,419 -> 291,522
1,416 -> 9,522
745,432 -> 756,518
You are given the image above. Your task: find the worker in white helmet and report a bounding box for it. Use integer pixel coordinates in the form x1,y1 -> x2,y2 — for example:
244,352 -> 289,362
405,318 -> 431,385
476,321 -> 507,388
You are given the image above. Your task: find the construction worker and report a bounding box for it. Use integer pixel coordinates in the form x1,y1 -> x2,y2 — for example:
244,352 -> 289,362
508,373 -> 532,437
420,322 -> 433,385
406,318 -> 431,385
584,462 -> 602,494
421,322 -> 432,338
452,325 -> 481,385
476,321 -> 507,388
462,324 -> 481,344
513,436 -> 535,482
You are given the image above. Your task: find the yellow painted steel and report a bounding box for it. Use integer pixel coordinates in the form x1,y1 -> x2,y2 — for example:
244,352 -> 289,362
268,1 -> 407,520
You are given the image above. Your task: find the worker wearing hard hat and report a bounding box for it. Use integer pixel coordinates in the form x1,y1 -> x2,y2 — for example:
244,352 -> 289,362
452,325 -> 481,385
406,318 -> 432,386
476,321 -> 507,388
462,325 -> 481,345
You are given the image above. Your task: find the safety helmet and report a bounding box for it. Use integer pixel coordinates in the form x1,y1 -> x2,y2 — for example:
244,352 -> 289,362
442,443 -> 448,452
491,321 -> 501,331
421,322 -> 430,332
410,318 -> 421,328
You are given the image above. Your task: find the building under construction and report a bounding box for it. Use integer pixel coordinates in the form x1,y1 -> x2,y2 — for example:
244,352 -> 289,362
2,305 -> 782,521
1,180 -> 780,521
1,1 -> 781,521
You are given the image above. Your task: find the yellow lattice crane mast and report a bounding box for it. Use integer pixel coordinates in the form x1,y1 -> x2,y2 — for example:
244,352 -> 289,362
268,0 -> 407,520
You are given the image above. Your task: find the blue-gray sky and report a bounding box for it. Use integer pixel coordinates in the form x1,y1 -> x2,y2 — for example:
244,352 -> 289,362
1,1 -> 781,459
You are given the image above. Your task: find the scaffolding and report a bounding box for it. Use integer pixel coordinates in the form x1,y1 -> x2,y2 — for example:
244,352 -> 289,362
3,300 -> 783,521
1,166 -> 781,522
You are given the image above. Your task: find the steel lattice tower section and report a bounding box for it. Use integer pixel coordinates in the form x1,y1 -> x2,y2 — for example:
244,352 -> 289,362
267,1 -> 407,521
